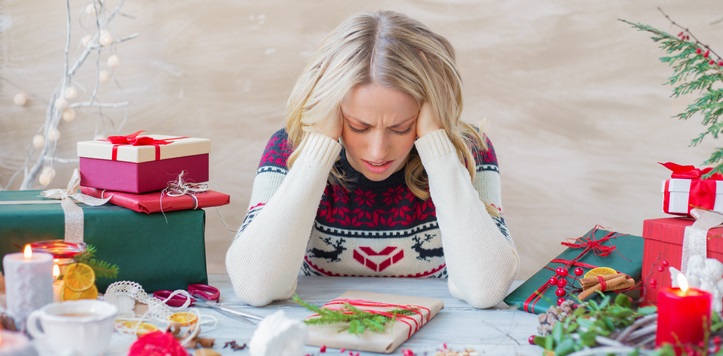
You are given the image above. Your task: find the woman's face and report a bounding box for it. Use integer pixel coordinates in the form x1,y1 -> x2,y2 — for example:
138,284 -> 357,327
340,84 -> 419,181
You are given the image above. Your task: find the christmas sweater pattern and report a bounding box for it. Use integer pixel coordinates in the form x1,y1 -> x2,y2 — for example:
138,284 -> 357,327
245,128 -> 510,278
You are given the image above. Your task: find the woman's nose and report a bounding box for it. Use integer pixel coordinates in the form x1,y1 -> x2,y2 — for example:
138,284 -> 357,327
367,131 -> 388,160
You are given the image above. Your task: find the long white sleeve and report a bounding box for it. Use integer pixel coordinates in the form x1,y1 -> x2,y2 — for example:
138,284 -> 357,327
225,132 -> 341,306
415,129 -> 520,308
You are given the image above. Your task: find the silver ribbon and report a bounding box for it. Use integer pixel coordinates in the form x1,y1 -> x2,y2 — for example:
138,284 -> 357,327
681,208 -> 723,273
40,169 -> 111,243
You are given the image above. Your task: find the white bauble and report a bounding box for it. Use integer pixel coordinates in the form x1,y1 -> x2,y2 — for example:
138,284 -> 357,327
64,86 -> 78,99
39,167 -> 56,187
13,92 -> 28,106
107,54 -> 120,68
47,128 -> 61,142
99,70 -> 110,83
99,30 -> 113,46
54,98 -> 68,111
62,108 -> 76,121
32,134 -> 45,149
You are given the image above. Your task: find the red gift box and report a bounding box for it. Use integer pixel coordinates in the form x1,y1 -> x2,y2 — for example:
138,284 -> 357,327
77,132 -> 211,194
641,217 -> 723,304
80,186 -> 230,214
661,162 -> 723,217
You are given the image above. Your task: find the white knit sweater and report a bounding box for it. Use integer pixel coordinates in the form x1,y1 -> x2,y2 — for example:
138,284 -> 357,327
226,128 -> 519,308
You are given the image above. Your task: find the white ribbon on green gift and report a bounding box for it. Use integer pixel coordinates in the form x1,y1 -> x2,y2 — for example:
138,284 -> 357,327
682,208 -> 723,274
0,169 -> 111,243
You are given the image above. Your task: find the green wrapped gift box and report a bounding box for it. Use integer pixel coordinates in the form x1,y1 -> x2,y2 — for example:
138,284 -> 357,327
0,190 -> 208,292
504,226 -> 644,314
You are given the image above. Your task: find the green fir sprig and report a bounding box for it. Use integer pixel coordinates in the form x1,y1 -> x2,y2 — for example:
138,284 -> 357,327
534,292 -> 723,356
620,9 -> 723,177
74,244 -> 119,279
292,294 -> 418,335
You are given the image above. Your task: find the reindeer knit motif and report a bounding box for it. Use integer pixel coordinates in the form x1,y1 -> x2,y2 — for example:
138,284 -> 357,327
226,128 -> 519,308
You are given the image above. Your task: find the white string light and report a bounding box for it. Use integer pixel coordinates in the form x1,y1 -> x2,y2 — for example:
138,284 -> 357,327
7,0 -> 138,190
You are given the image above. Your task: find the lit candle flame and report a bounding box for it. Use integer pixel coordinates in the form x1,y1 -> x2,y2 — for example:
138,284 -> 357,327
53,264 -> 60,279
677,273 -> 689,293
23,245 -> 32,259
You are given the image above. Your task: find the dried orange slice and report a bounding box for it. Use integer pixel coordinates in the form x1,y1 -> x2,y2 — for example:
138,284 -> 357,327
168,312 -> 198,327
60,283 -> 98,301
584,267 -> 617,279
63,263 -> 96,292
118,321 -> 159,337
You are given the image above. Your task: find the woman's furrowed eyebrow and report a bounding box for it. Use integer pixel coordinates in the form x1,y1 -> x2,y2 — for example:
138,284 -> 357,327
342,111 -> 416,128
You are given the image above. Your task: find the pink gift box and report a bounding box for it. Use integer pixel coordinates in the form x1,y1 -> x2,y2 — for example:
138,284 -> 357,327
78,133 -> 211,194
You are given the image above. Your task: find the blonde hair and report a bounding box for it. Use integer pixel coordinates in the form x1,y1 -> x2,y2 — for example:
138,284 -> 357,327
285,10 -> 487,201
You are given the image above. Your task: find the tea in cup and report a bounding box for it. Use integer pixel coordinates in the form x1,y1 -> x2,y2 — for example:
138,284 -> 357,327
26,299 -> 118,356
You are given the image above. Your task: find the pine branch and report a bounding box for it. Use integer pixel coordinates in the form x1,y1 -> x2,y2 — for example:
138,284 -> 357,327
292,295 -> 417,335
620,11 -> 723,177
74,244 -> 120,280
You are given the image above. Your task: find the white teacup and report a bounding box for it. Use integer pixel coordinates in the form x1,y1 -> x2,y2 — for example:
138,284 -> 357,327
27,299 -> 118,356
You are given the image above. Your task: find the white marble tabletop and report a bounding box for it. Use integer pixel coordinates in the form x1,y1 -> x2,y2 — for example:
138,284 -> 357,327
34,275 -> 543,355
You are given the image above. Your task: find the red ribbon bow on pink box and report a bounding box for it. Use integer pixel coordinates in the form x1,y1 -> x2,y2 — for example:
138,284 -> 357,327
105,130 -> 186,161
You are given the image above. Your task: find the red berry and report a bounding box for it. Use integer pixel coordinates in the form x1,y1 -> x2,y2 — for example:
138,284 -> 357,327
557,297 -> 566,306
557,279 -> 568,288
705,50 -> 710,58
657,265 -> 664,272
715,345 -> 721,354
574,267 -> 584,276
710,60 -> 716,65
320,345 -> 327,353
697,48 -> 703,54
661,260 -> 669,267
556,268 -> 569,277
443,343 -> 448,349
718,61 -> 723,66
549,277 -> 559,286
340,348 -> 346,353
528,335 -> 537,345
402,349 -> 415,356
714,335 -> 721,345
555,288 -> 566,297
649,278 -> 657,288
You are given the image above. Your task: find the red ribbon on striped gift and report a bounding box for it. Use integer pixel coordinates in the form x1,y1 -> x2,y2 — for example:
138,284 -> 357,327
314,298 -> 431,339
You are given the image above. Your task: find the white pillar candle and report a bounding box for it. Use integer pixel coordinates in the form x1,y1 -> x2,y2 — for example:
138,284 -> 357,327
3,245 -> 53,329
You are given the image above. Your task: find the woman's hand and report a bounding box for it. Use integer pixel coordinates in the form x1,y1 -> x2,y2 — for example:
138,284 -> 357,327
313,110 -> 343,141
416,102 -> 443,138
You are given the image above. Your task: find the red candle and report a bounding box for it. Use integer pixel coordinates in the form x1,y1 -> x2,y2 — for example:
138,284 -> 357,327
655,274 -> 712,352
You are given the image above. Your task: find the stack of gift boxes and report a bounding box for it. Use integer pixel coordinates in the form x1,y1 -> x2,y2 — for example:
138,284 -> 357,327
505,162 -> 723,314
0,131 -> 230,292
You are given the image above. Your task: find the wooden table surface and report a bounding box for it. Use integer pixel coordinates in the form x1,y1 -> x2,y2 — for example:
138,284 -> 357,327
34,275 -> 543,355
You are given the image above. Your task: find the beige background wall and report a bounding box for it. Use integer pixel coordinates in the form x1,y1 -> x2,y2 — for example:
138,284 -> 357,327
1,1 -> 722,279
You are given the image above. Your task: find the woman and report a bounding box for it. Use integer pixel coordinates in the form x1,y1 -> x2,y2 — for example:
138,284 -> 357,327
226,10 -> 519,308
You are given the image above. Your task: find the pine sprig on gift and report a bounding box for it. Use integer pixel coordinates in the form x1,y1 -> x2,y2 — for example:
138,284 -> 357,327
74,244 -> 120,279
620,9 -> 723,177
292,295 -> 418,335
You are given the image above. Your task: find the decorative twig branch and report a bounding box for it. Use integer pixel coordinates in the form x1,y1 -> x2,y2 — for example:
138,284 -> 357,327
18,0 -> 134,190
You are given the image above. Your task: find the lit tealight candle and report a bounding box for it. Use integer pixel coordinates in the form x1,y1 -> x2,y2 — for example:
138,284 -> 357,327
656,273 -> 712,353
52,263 -> 64,302
2,245 -> 53,329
